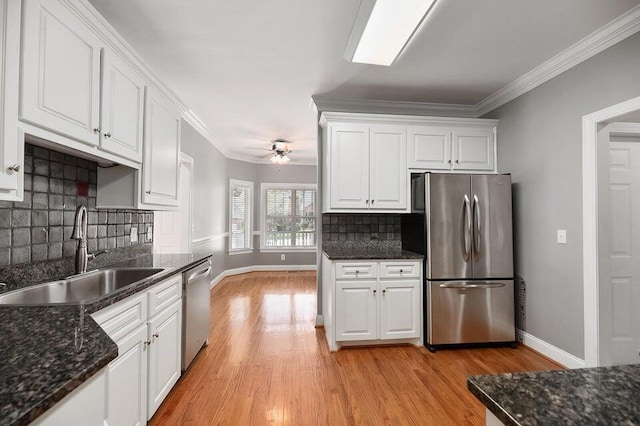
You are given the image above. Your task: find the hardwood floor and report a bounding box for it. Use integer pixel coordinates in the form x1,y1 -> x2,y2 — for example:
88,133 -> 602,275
150,271 -> 561,425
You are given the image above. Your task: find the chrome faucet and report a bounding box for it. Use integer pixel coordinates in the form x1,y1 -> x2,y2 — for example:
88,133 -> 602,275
71,205 -> 89,274
71,205 -> 107,275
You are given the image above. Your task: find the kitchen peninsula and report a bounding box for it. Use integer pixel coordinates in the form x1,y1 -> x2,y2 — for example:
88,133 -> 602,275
468,364 -> 640,425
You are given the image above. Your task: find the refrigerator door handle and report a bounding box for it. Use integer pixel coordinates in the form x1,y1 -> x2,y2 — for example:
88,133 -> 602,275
439,282 -> 505,289
473,194 -> 481,259
463,195 -> 471,262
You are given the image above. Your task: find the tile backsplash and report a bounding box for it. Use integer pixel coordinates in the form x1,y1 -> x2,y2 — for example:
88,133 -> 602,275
321,214 -> 402,243
0,143 -> 153,267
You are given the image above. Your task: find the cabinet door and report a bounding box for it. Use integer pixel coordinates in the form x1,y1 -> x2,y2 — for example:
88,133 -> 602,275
0,0 -> 21,194
329,123 -> 370,209
335,280 -> 378,341
407,126 -> 452,170
147,299 -> 182,420
100,49 -> 145,162
370,124 -> 407,209
21,0 -> 101,145
452,126 -> 495,171
106,325 -> 148,426
142,87 -> 180,207
379,279 -> 421,340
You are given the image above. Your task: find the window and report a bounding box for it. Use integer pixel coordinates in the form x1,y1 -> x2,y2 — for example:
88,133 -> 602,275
229,179 -> 253,253
261,184 -> 317,250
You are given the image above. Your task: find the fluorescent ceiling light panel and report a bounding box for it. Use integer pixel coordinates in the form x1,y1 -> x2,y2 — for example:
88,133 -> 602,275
351,0 -> 436,66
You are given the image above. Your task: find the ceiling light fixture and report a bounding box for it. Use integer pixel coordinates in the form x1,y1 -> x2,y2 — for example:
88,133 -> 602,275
345,0 -> 437,66
270,139 -> 291,164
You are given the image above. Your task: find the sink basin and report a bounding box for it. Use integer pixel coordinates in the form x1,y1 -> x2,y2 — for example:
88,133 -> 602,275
0,268 -> 165,305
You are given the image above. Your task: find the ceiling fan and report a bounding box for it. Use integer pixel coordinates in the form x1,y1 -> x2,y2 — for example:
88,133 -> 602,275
269,139 -> 292,164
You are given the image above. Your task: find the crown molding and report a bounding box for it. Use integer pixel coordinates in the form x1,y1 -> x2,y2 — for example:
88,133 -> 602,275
475,4 -> 640,116
311,96 -> 478,118
318,111 -> 497,128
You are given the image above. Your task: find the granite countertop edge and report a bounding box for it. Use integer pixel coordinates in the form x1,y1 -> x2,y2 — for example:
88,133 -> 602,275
467,377 -> 520,426
322,249 -> 424,260
0,253 -> 212,426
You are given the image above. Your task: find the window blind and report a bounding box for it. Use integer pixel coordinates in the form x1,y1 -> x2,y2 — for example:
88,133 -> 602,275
230,183 -> 251,250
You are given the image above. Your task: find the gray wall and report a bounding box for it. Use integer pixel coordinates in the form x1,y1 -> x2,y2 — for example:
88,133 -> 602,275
225,161 -> 318,270
485,32 -> 640,359
180,121 -> 227,278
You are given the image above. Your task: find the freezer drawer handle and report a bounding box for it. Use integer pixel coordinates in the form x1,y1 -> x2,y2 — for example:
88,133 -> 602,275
439,282 -> 505,289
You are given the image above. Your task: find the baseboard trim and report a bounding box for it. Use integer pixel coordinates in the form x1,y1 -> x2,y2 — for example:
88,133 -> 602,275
315,315 -> 324,326
209,264 -> 317,290
521,331 -> 585,369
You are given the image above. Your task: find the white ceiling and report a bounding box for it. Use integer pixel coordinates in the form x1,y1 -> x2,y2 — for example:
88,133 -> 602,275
88,0 -> 640,164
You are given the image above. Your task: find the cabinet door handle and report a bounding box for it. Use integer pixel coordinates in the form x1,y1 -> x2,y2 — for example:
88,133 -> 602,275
455,159 -> 459,164
93,127 -> 101,134
146,190 -> 151,194
8,164 -> 21,172
373,289 -> 377,295
383,289 -> 386,295
104,132 -> 112,138
144,340 -> 151,346
153,332 -> 159,339
371,200 -> 375,204
399,269 -> 404,273
448,159 -> 452,164
366,199 -> 369,204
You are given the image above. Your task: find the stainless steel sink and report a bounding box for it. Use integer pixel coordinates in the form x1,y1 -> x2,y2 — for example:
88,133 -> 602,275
0,268 -> 165,305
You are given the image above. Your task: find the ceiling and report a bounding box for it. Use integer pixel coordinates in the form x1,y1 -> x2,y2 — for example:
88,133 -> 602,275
88,0 -> 640,164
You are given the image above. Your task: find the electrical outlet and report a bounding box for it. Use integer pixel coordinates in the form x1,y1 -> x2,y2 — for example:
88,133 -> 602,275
281,254 -> 286,261
557,230 -> 567,244
147,226 -> 153,242
130,227 -> 138,243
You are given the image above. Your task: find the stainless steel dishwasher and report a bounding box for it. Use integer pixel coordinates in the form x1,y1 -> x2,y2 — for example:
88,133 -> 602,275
182,260 -> 211,371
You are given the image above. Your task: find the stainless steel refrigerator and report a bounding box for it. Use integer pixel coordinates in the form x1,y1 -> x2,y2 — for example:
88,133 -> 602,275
402,173 -> 516,351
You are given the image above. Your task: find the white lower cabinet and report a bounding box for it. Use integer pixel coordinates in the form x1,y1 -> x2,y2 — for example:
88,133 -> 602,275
106,324 -> 147,426
90,275 -> 183,425
322,256 -> 422,351
31,368 -> 106,426
147,299 -> 182,420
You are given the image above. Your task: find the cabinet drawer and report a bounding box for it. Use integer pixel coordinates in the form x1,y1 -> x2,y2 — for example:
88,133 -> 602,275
379,262 -> 420,279
92,293 -> 147,342
335,263 -> 377,279
148,275 -> 182,318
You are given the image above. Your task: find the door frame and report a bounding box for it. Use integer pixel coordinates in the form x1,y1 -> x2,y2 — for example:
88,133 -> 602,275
582,95 -> 640,367
180,152 -> 194,253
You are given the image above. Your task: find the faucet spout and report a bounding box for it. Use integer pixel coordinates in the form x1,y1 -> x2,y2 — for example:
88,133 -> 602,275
71,205 -> 89,274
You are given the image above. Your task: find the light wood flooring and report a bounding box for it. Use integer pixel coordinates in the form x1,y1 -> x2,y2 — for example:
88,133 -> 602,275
149,271 -> 561,425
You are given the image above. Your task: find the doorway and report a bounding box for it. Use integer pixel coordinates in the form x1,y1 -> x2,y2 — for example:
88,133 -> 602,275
582,95 -> 640,367
154,153 -> 194,254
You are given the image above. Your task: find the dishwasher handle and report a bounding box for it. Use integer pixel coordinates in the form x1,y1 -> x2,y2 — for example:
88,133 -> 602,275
186,263 -> 211,282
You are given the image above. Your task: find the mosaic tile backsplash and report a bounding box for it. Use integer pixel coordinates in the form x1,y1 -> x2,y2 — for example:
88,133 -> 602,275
321,214 -> 402,243
0,143 -> 153,267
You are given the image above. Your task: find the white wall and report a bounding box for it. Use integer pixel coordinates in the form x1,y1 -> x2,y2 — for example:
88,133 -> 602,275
485,32 -> 640,359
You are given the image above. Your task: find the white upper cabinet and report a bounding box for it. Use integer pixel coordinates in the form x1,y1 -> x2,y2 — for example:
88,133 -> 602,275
21,0 -> 101,146
324,120 -> 407,212
0,0 -> 22,200
407,125 -> 452,170
100,48 -> 145,162
452,126 -> 495,170
409,124 -> 496,171
142,87 -> 181,207
329,123 -> 370,209
369,124 -> 406,209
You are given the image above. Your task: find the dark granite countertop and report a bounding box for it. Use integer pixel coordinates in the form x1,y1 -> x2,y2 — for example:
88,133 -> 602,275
0,252 -> 212,426
322,242 -> 423,260
467,364 -> 640,425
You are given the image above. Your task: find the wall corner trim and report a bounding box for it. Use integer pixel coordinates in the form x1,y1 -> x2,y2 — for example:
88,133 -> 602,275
521,331 -> 586,369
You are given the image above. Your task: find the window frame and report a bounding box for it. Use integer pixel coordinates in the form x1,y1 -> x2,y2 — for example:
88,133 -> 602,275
260,183 -> 318,253
228,179 -> 254,255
